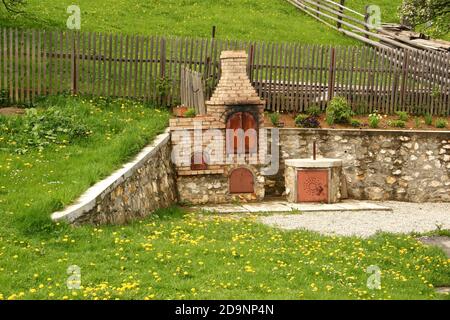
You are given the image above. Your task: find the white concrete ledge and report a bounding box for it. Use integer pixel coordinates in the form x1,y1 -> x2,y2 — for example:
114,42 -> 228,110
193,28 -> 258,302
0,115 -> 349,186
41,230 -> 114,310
51,129 -> 171,223
285,158 -> 343,168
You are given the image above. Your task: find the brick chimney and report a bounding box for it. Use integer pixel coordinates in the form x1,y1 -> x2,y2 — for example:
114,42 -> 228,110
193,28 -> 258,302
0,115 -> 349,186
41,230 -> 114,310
206,51 -> 265,123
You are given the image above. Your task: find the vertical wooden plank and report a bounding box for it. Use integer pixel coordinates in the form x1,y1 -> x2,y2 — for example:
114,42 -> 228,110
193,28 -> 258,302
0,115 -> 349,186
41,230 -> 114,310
133,35 -> 139,99
398,50 -> 409,111
111,34 -> 118,98
101,33 -> 107,97
91,32 -> 97,95
3,29 -> 7,95
21,30 -> 25,102
31,30 -> 35,102
117,34 -> 123,98
138,35 -> 144,100
9,29 -> 13,101
122,34 -> 129,97
97,33 -> 103,96
14,29 -> 19,102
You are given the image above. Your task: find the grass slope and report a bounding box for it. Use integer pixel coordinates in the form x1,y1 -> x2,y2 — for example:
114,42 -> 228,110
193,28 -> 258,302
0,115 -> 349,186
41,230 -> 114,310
0,0 -> 404,44
0,96 -> 170,234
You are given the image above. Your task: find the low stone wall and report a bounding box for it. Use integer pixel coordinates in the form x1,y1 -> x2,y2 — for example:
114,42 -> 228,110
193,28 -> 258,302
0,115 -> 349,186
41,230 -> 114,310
265,129 -> 450,202
51,130 -> 177,225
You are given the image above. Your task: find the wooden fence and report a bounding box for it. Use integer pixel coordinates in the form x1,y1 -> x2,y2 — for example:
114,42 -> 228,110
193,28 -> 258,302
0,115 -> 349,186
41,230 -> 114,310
0,28 -> 449,115
180,67 -> 206,115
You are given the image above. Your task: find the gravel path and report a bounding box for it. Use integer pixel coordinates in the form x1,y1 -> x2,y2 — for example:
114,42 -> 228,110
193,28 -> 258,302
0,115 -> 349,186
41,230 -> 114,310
260,201 -> 450,238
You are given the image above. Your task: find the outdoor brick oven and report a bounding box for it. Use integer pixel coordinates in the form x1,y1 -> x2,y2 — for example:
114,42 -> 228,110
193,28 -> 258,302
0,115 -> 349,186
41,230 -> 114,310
170,51 -> 267,204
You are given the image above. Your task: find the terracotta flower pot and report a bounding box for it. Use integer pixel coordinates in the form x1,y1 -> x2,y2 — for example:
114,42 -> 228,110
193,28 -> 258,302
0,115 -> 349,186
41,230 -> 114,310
173,106 -> 188,117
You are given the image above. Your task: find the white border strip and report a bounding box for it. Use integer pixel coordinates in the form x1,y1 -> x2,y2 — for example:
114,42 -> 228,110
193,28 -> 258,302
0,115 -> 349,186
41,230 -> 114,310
51,129 -> 171,223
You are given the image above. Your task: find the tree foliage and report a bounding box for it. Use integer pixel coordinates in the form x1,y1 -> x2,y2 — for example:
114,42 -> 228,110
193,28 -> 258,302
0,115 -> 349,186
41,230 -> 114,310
399,0 -> 450,37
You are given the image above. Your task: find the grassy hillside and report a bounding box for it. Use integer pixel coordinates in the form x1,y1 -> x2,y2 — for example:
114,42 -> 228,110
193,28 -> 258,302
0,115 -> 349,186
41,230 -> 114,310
0,0 -> 403,44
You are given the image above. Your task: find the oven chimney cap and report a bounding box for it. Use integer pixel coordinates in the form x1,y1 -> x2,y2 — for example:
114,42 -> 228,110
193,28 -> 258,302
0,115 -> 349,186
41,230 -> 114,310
220,50 -> 248,59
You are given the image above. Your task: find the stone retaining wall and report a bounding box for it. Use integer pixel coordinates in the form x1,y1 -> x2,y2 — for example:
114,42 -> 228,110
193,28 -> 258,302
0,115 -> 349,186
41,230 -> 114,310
51,131 -> 177,225
265,129 -> 450,202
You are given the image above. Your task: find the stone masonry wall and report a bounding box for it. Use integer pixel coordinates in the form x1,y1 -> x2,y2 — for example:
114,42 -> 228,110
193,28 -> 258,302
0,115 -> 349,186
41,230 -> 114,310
265,129 -> 450,202
52,132 -> 178,225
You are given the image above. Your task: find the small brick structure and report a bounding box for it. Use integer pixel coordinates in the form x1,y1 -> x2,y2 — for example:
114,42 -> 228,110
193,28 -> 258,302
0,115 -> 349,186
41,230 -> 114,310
284,158 -> 343,204
170,50 -> 267,204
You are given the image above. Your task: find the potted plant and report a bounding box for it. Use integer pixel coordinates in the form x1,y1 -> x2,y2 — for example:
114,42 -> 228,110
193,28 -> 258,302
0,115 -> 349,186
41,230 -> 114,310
172,105 -> 189,117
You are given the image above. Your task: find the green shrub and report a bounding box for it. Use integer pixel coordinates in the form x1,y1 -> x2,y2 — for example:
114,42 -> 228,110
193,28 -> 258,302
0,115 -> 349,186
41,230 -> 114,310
269,112 -> 280,126
424,113 -> 433,126
295,114 -> 320,128
0,107 -> 90,154
350,119 -> 361,127
395,111 -> 409,122
184,108 -> 196,118
435,118 -> 448,128
388,119 -> 406,128
368,113 -> 382,128
325,97 -> 352,125
306,105 -> 322,117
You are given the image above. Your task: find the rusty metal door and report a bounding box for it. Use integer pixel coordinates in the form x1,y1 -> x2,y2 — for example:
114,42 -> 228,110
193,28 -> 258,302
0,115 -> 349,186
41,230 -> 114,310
297,170 -> 328,202
229,168 -> 254,193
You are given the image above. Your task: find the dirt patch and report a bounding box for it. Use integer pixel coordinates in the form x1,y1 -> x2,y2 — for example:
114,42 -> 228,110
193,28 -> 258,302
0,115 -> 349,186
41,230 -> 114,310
263,113 -> 450,131
0,107 -> 25,116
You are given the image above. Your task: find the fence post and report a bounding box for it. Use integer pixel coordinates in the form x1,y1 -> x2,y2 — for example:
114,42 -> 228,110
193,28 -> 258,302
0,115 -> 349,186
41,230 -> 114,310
327,47 -> 336,102
336,0 -> 345,29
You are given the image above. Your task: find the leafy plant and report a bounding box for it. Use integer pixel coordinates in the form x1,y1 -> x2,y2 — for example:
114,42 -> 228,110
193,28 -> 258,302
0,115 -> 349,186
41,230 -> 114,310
306,105 -> 322,117
350,119 -> 361,127
325,97 -> 353,125
0,106 -> 91,154
295,114 -> 320,128
368,112 -> 382,128
395,111 -> 409,122
424,113 -> 433,126
388,119 -> 406,128
414,116 -> 421,128
269,112 -> 280,126
184,108 -> 196,118
156,77 -> 172,106
435,118 -> 448,128
0,89 -> 9,107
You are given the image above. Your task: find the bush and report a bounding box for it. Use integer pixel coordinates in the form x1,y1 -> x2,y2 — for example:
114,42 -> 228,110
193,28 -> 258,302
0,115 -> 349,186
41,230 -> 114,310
306,105 -> 322,117
184,108 -> 196,118
350,119 -> 361,127
269,112 -> 280,126
325,97 -> 352,125
368,113 -> 382,128
424,113 -> 433,126
388,120 -> 406,128
435,118 -> 448,128
0,107 -> 90,154
295,114 -> 320,128
395,111 -> 409,122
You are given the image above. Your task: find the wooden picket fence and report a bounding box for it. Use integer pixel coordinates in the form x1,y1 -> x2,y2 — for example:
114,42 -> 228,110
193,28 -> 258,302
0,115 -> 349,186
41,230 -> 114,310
180,67 -> 206,115
0,28 -> 449,115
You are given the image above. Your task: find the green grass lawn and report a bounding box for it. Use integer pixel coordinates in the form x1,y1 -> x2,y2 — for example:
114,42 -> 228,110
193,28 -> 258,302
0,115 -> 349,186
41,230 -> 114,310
0,208 -> 449,300
0,95 -> 170,234
0,96 -> 449,300
0,0 -> 405,44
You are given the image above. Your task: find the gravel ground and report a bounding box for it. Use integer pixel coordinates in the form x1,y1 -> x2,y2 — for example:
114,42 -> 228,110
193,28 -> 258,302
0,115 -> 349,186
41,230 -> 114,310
260,201 -> 450,238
